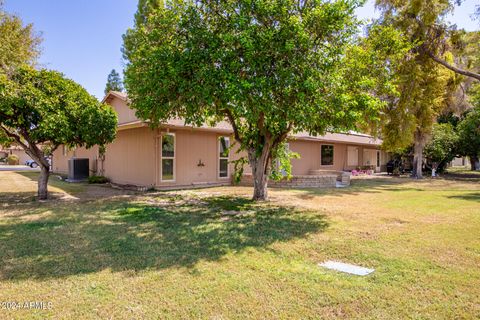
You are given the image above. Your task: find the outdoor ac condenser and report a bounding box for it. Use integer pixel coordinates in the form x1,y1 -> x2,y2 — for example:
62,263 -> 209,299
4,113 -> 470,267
68,158 -> 89,181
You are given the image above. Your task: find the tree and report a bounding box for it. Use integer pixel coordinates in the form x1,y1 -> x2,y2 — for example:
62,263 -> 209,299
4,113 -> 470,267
379,0 -> 480,82
134,0 -> 164,25
104,69 -> 123,95
423,123 -> 458,173
123,0 -> 385,200
0,67 -> 117,199
374,0 -> 459,178
0,2 -> 41,73
457,105 -> 480,170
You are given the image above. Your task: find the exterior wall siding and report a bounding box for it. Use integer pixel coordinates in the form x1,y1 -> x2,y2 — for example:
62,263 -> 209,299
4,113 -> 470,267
10,149 -> 31,165
110,96 -> 138,124
50,94 -> 386,189
157,129 -> 234,187
103,127 -> 156,186
52,146 -> 98,175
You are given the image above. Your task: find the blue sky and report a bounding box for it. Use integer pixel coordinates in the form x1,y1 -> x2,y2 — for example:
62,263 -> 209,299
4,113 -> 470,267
4,0 -> 479,100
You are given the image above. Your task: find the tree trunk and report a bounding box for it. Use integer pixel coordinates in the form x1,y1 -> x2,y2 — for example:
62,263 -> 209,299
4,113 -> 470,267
38,164 -> 50,200
470,156 -> 479,171
412,130 -> 426,179
248,146 -> 271,201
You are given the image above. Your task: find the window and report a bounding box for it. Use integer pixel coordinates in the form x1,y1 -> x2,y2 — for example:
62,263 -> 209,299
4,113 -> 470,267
218,136 -> 230,178
62,145 -> 67,156
321,145 -> 334,166
347,146 -> 359,166
161,133 -> 175,181
274,143 -> 290,176
377,150 -> 380,167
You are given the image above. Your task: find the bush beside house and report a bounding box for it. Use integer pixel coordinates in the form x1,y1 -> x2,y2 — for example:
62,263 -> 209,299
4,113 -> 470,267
7,154 -> 19,165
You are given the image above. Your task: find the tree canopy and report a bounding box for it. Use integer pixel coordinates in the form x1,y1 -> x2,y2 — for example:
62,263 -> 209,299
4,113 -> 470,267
423,123 -> 458,172
104,69 -> 124,95
0,67 -> 117,199
457,105 -> 480,170
123,0 -> 387,200
0,2 -> 41,73
372,0 -> 459,178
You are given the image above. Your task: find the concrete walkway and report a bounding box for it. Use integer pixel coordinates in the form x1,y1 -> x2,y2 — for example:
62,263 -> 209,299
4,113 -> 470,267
0,165 -> 39,172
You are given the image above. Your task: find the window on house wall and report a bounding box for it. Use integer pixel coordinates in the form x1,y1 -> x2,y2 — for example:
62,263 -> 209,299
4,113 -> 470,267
161,133 -> 175,181
377,150 -> 380,167
347,146 -> 359,166
274,143 -> 290,176
219,136 -> 230,178
321,145 -> 334,166
62,145 -> 67,156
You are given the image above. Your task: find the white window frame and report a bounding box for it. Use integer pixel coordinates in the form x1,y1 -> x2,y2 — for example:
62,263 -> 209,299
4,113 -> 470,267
320,144 -> 335,166
161,133 -> 176,182
218,136 -> 230,179
274,143 -> 290,176
62,145 -> 67,156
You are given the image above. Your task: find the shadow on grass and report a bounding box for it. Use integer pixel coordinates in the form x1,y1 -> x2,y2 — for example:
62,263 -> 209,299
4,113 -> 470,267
0,195 -> 328,280
446,192 -> 480,202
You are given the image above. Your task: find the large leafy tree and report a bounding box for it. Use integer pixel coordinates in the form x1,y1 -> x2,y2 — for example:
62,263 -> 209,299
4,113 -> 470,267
0,0 -> 42,147
134,0 -> 164,25
0,67 -> 117,199
104,69 -> 124,95
395,0 -> 480,82
374,0 -> 458,178
423,123 -> 458,172
457,105 -> 480,170
123,0 -> 385,200
0,1 -> 41,73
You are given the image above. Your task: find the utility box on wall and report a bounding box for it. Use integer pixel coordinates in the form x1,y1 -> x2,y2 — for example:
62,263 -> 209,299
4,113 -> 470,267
68,158 -> 89,181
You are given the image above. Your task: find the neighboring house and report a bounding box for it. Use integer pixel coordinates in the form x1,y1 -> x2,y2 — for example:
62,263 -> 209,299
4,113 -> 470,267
52,91 -> 388,188
450,157 -> 467,167
0,145 -> 32,164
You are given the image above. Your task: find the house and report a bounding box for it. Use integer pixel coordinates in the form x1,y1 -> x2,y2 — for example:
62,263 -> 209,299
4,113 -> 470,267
52,91 -> 388,189
0,145 -> 32,165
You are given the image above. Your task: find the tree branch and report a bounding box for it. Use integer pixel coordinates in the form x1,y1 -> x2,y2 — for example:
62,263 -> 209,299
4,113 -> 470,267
272,122 -> 294,149
0,125 -> 29,150
223,109 -> 243,144
427,51 -> 480,81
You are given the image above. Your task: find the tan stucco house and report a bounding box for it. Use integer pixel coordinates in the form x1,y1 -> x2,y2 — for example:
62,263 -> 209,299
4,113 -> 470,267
0,145 -> 32,165
52,91 -> 387,189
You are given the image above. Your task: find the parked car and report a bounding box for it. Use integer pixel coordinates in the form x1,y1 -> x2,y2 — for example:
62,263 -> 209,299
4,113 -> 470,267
25,157 -> 51,168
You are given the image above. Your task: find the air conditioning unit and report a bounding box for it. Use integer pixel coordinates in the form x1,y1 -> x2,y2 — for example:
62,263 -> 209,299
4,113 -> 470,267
68,158 -> 89,181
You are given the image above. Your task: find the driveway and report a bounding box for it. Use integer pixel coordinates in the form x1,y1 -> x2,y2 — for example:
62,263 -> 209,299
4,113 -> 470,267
0,164 -> 39,171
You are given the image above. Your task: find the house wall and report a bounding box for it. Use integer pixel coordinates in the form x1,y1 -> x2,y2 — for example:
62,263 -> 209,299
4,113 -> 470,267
158,129 -> 234,187
52,145 -> 99,175
110,96 -> 138,124
10,149 -> 31,165
100,127 -> 235,188
232,139 -> 387,177
287,140 -> 385,174
103,127 -> 156,186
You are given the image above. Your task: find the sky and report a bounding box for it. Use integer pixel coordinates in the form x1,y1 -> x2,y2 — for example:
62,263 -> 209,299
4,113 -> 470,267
4,0 -> 479,100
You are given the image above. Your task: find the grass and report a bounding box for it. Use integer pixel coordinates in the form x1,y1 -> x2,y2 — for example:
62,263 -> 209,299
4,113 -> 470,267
0,171 -> 479,319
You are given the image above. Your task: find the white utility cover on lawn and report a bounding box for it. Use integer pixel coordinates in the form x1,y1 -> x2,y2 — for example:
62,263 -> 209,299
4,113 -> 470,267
319,261 -> 374,276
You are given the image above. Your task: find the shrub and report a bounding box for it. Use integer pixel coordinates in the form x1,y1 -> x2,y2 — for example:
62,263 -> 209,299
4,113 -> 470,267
88,175 -> 109,184
392,167 -> 401,176
7,154 -> 19,165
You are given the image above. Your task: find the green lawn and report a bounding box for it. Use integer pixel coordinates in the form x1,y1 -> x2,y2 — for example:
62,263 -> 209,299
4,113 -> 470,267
0,171 -> 479,319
